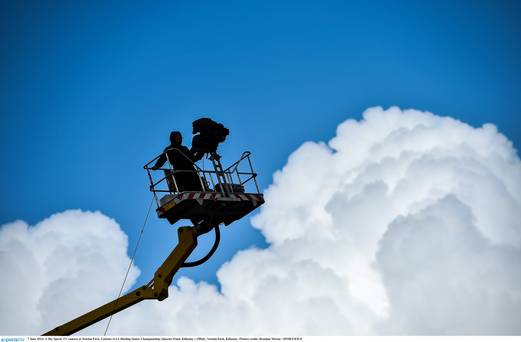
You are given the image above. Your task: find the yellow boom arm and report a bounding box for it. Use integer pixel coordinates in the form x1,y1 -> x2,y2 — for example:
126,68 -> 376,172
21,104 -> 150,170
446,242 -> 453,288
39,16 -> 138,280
43,226 -> 200,336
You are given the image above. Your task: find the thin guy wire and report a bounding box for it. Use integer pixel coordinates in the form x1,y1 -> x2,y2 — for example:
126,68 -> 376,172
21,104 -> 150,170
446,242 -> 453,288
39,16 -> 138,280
103,195 -> 154,335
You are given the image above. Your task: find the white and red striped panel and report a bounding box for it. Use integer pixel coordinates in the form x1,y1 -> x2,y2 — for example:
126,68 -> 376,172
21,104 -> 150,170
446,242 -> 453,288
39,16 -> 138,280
162,191 -> 264,207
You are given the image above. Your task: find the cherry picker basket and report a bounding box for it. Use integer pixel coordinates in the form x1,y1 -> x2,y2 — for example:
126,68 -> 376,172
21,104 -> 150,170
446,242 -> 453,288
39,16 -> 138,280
144,151 -> 264,226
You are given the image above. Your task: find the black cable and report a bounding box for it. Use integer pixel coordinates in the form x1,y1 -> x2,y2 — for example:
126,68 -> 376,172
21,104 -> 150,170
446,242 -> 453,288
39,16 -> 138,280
181,225 -> 220,268
103,196 -> 154,335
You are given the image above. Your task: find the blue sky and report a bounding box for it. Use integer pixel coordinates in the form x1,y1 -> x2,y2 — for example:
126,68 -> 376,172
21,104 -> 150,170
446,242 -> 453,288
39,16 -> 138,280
1,0 -> 520,289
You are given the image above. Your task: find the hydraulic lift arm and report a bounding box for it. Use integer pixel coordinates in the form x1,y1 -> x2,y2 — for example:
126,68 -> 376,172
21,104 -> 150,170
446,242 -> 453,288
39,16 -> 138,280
43,225 -> 206,336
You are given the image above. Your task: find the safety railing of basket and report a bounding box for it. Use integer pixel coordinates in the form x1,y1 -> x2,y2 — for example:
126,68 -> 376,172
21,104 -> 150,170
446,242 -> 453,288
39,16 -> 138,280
144,149 -> 260,208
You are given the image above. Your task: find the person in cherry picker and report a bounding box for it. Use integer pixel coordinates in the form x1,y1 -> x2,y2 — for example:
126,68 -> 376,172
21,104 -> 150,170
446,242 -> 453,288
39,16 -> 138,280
150,119 -> 229,193
151,131 -> 202,192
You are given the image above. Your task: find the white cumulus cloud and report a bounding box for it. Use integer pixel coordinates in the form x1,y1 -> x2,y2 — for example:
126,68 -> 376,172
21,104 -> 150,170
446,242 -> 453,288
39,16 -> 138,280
2,106 -> 521,335
0,210 -> 139,335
